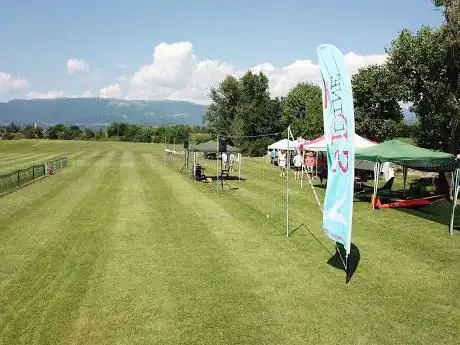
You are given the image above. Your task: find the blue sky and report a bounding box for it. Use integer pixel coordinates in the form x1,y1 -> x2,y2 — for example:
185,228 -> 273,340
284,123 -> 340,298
0,0 -> 444,103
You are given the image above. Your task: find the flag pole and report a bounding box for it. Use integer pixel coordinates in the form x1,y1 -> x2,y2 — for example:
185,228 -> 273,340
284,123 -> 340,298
345,254 -> 350,284
216,135 -> 219,194
238,153 -> 241,181
449,168 -> 459,235
286,126 -> 290,238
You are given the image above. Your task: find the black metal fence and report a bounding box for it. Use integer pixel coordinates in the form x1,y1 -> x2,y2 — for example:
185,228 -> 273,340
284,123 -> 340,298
0,157 -> 67,195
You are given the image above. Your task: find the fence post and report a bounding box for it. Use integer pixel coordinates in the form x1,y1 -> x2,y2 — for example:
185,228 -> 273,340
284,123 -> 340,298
17,170 -> 20,186
33,166 -> 35,180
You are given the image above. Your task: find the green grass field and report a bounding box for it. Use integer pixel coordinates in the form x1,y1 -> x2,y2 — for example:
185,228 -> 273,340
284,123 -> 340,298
0,140 -> 458,345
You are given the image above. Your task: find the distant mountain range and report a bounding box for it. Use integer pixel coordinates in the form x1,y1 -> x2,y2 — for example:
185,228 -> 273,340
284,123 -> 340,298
0,98 -> 208,128
0,97 -> 416,129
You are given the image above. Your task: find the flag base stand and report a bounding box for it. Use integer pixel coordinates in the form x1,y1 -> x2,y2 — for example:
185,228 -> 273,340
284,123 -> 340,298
334,244 -> 351,284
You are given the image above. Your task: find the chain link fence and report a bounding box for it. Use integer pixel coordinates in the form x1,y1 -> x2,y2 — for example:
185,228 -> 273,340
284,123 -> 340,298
0,157 -> 67,195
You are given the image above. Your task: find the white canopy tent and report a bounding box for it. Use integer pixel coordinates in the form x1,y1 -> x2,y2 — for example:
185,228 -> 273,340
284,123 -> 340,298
298,134 -> 393,179
268,139 -> 296,151
298,134 -> 377,151
292,137 -> 305,149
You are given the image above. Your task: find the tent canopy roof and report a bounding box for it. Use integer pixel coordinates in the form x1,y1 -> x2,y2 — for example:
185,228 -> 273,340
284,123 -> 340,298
268,139 -> 296,150
299,134 -> 376,151
189,140 -> 240,153
355,140 -> 456,172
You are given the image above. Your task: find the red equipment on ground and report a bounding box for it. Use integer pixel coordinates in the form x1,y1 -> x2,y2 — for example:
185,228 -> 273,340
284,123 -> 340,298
47,164 -> 54,176
374,196 -> 431,209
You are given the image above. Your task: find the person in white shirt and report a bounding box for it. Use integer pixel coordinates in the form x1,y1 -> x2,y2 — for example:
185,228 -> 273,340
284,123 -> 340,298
229,153 -> 235,171
278,151 -> 286,176
293,151 -> 303,180
221,152 -> 228,170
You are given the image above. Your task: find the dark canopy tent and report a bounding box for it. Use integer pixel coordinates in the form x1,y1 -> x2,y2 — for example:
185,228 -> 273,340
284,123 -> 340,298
187,140 -> 242,182
356,140 -> 459,234
188,140 -> 241,153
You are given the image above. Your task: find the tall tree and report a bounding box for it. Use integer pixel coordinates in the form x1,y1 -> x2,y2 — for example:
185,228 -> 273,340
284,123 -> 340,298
282,82 -> 323,139
204,71 -> 283,155
352,64 -> 404,142
386,1 -> 460,153
235,71 -> 273,136
203,75 -> 240,136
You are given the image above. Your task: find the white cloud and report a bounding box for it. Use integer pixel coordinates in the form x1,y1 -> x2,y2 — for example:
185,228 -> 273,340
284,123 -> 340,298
99,83 -> 121,98
126,41 -> 387,104
6,43 -> 386,103
0,72 -> 30,91
26,91 -> 64,99
81,90 -> 92,97
131,41 -> 196,88
67,58 -> 90,74
116,63 -> 128,69
68,90 -> 93,98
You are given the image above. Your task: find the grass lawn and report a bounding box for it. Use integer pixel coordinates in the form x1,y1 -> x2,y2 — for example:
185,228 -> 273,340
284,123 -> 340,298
0,140 -> 458,345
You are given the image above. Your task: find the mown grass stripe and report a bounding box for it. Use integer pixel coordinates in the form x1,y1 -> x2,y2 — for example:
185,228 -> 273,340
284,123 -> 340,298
0,152 -> 60,172
136,152 -> 279,345
0,150 -> 123,345
0,150 -> 108,223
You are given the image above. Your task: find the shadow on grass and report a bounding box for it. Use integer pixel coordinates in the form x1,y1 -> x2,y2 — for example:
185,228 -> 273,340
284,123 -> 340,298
203,175 -> 247,181
289,223 -> 333,256
355,188 -> 458,231
197,180 -> 287,232
290,224 -> 360,283
327,243 -> 360,284
394,199 -> 459,231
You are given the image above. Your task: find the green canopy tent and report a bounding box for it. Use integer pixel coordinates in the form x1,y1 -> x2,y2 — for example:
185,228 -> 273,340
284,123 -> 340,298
188,140 -> 242,182
189,140 -> 241,153
356,140 -> 458,234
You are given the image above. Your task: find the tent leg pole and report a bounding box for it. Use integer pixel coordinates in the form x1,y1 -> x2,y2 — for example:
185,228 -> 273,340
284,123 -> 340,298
301,164 -> 303,189
373,163 -> 380,209
345,254 -> 350,284
238,153 -> 241,181
449,169 -> 459,235
315,152 -> 318,178
193,152 -> 196,180
403,167 -> 408,197
286,127 -> 291,238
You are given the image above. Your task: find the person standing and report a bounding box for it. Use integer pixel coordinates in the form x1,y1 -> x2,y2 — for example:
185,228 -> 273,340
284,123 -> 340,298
306,153 -> 315,178
270,149 -> 277,165
278,150 -> 286,177
221,152 -> 228,170
293,151 -> 303,180
318,153 -> 328,186
229,153 -> 235,171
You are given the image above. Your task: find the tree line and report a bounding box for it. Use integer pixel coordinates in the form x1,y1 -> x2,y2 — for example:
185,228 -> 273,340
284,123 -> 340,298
0,122 -> 211,144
